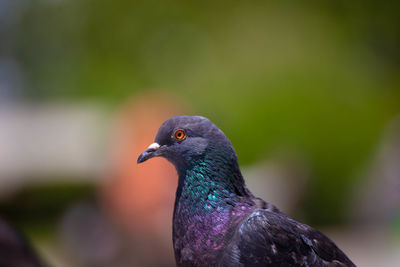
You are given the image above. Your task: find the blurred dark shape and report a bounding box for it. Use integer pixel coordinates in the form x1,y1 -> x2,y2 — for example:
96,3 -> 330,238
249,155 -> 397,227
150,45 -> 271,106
60,202 -> 125,267
352,115 -> 400,227
99,92 -> 189,266
0,183 -> 94,230
0,217 -> 43,267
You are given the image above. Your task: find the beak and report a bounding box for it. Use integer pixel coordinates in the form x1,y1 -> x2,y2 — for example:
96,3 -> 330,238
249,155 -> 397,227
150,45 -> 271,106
137,143 -> 161,164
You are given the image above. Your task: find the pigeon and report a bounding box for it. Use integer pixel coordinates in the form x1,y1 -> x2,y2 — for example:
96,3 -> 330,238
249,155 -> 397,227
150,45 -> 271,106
137,116 -> 355,267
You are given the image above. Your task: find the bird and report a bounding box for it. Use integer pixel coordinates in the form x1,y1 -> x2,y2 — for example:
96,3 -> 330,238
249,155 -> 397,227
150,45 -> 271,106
137,116 -> 355,267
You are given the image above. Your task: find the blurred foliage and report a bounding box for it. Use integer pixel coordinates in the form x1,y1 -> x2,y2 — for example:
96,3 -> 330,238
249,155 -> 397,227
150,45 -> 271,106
14,0 -> 400,224
0,182 -> 94,237
395,213 -> 400,237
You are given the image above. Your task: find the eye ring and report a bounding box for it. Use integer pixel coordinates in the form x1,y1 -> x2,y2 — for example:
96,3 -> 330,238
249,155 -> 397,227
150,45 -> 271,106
174,129 -> 186,141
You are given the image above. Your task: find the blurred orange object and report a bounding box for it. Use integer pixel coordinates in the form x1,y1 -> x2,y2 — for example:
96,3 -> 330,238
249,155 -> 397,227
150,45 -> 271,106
100,92 -> 189,266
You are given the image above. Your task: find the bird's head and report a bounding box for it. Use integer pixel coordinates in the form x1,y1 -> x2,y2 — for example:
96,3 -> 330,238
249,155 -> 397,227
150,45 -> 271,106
137,116 -> 235,170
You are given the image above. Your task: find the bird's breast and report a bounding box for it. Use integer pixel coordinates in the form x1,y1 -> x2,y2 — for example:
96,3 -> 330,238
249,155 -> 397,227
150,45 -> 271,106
172,200 -> 254,266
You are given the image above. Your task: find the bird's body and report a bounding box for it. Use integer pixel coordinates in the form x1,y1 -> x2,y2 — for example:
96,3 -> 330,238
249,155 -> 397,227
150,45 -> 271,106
138,116 -> 355,266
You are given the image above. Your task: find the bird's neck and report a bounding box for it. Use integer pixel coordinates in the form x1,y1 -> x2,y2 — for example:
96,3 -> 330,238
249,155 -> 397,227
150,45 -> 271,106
174,146 -> 251,211
171,147 -> 255,265
172,145 -> 255,230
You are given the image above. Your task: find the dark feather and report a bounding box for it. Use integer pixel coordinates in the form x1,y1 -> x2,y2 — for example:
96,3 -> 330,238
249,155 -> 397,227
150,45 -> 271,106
220,209 -> 355,266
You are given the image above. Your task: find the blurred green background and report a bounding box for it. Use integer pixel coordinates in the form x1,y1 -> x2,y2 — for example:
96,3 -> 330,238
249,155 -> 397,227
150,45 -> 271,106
1,0 -> 400,266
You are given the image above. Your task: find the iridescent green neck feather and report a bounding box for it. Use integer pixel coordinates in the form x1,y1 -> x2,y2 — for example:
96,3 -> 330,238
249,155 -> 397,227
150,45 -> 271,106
174,143 -> 251,213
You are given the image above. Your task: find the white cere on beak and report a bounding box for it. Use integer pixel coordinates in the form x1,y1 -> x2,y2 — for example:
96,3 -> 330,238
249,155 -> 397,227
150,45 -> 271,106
147,142 -> 160,151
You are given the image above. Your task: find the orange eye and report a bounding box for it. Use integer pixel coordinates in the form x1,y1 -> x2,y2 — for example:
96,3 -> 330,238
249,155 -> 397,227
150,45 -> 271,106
174,129 -> 186,140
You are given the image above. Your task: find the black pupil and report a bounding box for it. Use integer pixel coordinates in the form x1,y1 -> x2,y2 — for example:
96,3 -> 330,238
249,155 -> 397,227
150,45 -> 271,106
176,131 -> 184,138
